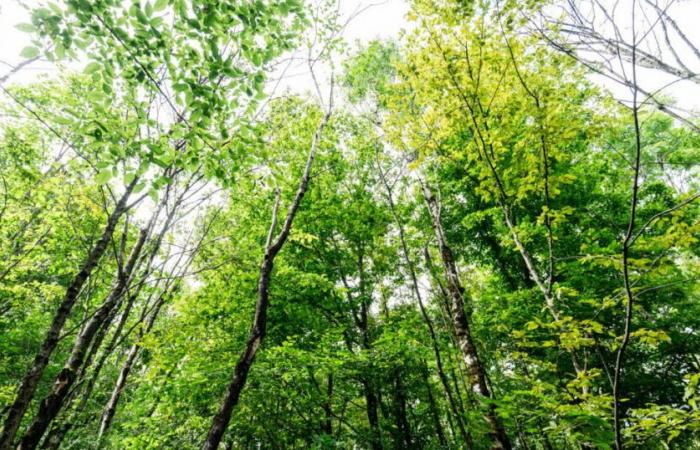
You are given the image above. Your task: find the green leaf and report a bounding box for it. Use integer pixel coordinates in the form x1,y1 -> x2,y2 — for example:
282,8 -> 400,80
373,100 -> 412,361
153,0 -> 168,12
148,187 -> 159,202
20,46 -> 40,59
96,169 -> 112,185
84,61 -> 101,74
135,8 -> 149,25
15,23 -> 36,33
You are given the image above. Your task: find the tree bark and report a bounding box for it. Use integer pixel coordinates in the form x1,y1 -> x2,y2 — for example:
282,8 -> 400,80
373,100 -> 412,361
363,378 -> 383,450
322,373 -> 333,436
376,160 -> 473,447
422,183 -> 511,450
202,108 -> 330,450
97,281 -> 175,441
16,226 -> 148,449
421,362 -> 448,448
0,179 -> 137,450
391,372 -> 412,449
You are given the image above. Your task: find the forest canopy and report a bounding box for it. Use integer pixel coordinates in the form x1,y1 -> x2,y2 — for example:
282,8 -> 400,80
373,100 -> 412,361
0,0 -> 699,449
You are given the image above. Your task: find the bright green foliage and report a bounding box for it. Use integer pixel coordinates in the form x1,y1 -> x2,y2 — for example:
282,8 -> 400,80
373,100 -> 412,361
1,0 -> 699,449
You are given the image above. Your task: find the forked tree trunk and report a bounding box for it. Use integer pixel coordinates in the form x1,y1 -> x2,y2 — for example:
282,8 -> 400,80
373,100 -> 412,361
0,178 -> 137,450
40,188 -> 180,449
422,183 -> 512,450
16,227 -> 149,449
202,108 -> 331,450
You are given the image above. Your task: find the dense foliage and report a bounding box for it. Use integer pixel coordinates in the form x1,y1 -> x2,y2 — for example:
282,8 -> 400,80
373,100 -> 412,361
0,0 -> 698,449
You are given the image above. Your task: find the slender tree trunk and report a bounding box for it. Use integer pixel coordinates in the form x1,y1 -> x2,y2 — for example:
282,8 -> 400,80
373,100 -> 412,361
16,227 -> 148,449
98,184 -> 208,441
322,374 -> 333,436
97,285 -> 172,441
97,339 -> 138,440
391,373 -> 412,449
356,251 -> 384,450
202,108 -> 331,450
0,179 -> 137,450
376,160 -> 473,448
339,261 -> 383,450
363,378 -> 383,450
421,363 -> 448,448
422,183 -> 511,450
424,249 -> 476,449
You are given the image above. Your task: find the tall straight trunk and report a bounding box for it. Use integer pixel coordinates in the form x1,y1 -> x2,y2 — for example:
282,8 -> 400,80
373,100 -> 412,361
322,374 -> 333,436
356,251 -> 384,450
424,248 -> 476,448
0,179 -> 137,450
376,160 -> 472,447
422,184 -> 511,450
339,264 -> 383,450
202,108 -> 331,450
359,314 -> 382,450
421,362 -> 448,448
363,378 -> 383,450
16,227 -> 148,449
391,373 -> 412,449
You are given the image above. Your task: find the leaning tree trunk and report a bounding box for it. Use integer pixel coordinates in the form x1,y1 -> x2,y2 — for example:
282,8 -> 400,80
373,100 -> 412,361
202,108 -> 331,450
41,193 -> 179,449
0,178 -> 137,450
99,188 -> 211,442
422,183 -> 512,450
97,284 -> 173,440
16,226 -> 149,450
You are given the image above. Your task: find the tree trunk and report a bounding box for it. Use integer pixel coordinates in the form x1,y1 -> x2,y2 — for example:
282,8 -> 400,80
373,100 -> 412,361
376,161 -> 473,448
97,339 -> 138,441
0,179 -> 137,450
322,374 -> 333,436
422,183 -> 511,450
16,227 -> 148,449
363,378 -> 383,450
97,284 -> 174,441
422,362 -> 448,448
202,108 -> 330,450
391,373 -> 412,449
